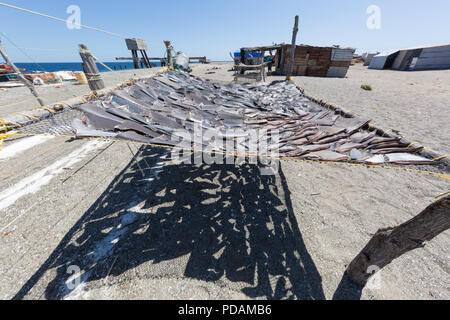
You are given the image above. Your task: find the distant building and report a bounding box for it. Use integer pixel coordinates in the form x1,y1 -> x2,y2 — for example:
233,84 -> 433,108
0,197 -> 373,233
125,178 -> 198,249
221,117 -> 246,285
369,44 -> 450,71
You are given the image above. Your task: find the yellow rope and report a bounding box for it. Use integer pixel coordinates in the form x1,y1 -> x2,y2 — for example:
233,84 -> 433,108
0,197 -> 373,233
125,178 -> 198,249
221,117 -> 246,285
414,147 -> 429,154
4,132 -> 450,182
0,118 -> 22,129
0,131 -> 19,151
33,107 -> 57,114
435,191 -> 450,199
54,101 -> 73,109
407,142 -> 420,148
433,155 -> 450,161
11,113 -> 41,121
382,129 -> 393,137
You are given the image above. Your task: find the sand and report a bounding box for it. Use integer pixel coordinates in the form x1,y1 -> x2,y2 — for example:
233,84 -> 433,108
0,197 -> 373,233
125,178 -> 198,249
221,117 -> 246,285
0,63 -> 448,300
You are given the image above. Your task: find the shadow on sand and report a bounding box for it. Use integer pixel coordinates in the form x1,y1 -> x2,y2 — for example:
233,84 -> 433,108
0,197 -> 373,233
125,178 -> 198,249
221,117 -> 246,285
13,145 -> 360,300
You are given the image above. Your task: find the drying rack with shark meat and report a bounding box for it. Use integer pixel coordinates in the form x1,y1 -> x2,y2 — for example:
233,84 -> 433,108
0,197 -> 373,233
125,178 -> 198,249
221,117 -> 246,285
18,71 -> 439,166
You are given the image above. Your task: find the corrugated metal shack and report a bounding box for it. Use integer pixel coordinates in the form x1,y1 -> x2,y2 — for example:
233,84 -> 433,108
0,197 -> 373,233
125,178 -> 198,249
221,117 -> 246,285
362,53 -> 379,66
368,50 -> 399,70
369,44 -> 450,71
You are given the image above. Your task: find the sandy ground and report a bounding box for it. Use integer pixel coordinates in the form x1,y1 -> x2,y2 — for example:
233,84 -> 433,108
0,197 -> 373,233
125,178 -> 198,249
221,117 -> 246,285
0,63 -> 448,300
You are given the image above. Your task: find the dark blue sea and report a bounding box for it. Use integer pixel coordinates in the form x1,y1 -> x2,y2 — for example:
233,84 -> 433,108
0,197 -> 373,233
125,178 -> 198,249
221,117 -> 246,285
14,61 -> 162,73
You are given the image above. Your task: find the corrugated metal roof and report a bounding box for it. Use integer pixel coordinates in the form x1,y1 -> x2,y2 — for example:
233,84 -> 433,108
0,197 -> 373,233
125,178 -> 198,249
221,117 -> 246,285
372,50 -> 400,58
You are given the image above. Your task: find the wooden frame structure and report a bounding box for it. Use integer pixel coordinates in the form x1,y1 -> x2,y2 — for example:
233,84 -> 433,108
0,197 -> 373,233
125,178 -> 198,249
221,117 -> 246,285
233,63 -> 267,82
125,38 -> 151,69
239,44 -> 355,78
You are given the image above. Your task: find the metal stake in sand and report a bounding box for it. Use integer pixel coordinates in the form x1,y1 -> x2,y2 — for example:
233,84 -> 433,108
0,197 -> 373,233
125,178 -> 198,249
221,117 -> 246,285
286,15 -> 299,81
0,39 -> 45,106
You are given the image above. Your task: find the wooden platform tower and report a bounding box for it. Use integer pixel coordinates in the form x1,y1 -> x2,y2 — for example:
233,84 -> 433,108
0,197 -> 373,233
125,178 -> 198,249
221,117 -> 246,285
125,38 -> 151,69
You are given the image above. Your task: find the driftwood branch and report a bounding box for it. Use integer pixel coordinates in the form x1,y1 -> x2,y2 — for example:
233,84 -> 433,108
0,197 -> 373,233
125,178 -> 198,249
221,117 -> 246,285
345,195 -> 450,286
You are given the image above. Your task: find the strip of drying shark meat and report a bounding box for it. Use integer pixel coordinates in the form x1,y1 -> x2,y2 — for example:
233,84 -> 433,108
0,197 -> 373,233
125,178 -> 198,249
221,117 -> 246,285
371,147 -> 424,155
315,133 -> 349,145
367,142 -> 409,150
62,71 -> 444,167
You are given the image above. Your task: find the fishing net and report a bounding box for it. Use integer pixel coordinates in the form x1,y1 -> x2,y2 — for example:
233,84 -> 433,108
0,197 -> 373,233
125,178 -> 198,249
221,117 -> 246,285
11,71 -> 446,173
17,108 -> 82,137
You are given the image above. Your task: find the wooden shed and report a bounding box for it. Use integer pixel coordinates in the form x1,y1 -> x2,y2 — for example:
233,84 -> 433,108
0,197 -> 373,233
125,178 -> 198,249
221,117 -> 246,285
273,45 -> 355,78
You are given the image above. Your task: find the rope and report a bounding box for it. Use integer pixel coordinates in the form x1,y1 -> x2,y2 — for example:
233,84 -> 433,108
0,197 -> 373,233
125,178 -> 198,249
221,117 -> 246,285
382,129 -> 393,137
85,73 -> 102,81
79,96 -> 89,103
0,118 -> 22,128
414,147 -> 429,154
433,155 -> 450,161
2,45 -> 73,53
0,3 -> 128,39
4,132 -> 450,182
11,113 -> 41,121
407,142 -> 421,148
54,101 -> 74,109
33,107 -> 57,114
93,56 -> 114,72
0,131 -> 18,151
80,48 -> 114,73
435,191 -> 450,199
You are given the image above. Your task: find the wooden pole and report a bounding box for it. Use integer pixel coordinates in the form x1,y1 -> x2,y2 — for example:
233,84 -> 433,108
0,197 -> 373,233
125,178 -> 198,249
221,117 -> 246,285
78,44 -> 105,91
131,50 -> 140,69
286,15 -> 299,81
0,40 -> 45,106
141,50 -> 152,68
345,195 -> 450,286
164,41 -> 173,68
279,47 -> 286,75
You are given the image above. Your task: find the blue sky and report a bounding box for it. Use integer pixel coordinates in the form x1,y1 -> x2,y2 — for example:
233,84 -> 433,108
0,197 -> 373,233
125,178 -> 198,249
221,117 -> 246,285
1,0 -> 449,62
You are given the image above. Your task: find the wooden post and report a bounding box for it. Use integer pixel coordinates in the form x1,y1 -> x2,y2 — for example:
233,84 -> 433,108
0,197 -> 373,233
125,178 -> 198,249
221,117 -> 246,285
141,50 -> 152,68
125,39 -> 150,69
0,40 -> 45,106
279,47 -> 286,75
131,50 -> 140,69
286,15 -> 299,81
164,41 -> 173,68
345,195 -> 450,286
78,44 -> 105,91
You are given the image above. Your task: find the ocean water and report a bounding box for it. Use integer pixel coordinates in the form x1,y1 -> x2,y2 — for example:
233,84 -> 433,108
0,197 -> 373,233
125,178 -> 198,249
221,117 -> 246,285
14,61 -> 162,73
